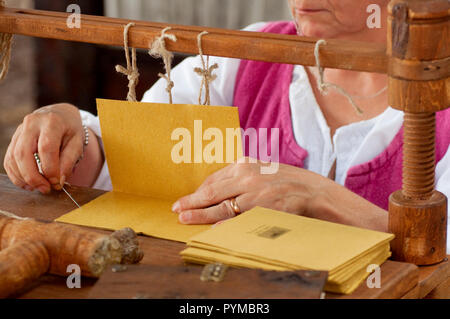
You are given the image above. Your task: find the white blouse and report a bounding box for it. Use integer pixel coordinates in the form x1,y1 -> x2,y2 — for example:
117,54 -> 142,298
79,22 -> 450,252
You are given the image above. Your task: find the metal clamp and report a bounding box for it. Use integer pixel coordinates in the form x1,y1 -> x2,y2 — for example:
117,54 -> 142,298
200,263 -> 228,282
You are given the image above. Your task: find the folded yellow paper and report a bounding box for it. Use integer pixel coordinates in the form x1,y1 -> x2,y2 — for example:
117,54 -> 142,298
181,206 -> 395,294
56,99 -> 242,242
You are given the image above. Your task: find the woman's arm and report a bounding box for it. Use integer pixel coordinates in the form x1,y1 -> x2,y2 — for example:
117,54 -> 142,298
309,180 -> 388,232
172,159 -> 388,232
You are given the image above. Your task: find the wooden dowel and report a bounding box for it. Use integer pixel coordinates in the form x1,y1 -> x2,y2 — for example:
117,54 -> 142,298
0,7 -> 388,73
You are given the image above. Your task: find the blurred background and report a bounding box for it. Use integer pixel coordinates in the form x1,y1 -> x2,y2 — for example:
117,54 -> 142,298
0,0 -> 291,174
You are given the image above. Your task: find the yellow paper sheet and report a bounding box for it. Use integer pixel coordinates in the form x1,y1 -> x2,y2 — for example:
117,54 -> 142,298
56,99 -> 243,242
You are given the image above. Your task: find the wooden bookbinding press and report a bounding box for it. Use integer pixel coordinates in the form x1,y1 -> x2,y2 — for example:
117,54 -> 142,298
0,0 -> 449,298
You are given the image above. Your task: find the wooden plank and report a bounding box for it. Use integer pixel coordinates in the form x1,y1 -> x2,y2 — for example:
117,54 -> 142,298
0,174 -> 435,299
424,277 -> 450,299
327,260 -> 419,299
0,7 -> 388,73
401,285 -> 420,299
87,265 -> 328,299
416,258 -> 450,298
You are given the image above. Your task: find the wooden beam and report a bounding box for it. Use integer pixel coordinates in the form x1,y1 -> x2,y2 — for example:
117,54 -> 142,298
0,7 -> 388,73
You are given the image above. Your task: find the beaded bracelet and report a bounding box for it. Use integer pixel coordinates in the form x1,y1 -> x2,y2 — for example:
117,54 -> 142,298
76,125 -> 89,164
82,124 -> 89,147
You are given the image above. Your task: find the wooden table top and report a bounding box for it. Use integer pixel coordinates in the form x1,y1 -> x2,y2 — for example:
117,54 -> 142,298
0,174 -> 448,299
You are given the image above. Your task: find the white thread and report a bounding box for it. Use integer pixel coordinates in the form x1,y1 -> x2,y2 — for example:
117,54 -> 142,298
0,210 -> 30,220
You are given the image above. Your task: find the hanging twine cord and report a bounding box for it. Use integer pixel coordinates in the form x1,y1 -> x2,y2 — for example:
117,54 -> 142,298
149,27 -> 177,104
194,31 -> 219,105
0,0 -> 13,82
115,23 -> 140,102
314,40 -> 387,116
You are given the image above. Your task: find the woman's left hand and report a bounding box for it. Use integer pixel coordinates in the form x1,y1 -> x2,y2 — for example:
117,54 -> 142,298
172,158 -> 389,232
172,158 -> 328,224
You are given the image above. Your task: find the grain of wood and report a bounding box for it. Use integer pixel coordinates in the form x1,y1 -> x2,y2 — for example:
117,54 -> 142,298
0,7 -> 388,73
0,215 -> 123,277
0,240 -> 49,298
387,0 -> 449,266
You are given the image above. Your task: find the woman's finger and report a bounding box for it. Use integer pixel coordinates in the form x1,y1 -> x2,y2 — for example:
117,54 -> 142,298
178,199 -> 238,225
14,130 -> 50,194
59,135 -> 84,184
38,125 -> 65,189
179,193 -> 256,225
4,151 -> 28,190
173,176 -> 251,212
3,125 -> 27,188
4,162 -> 28,190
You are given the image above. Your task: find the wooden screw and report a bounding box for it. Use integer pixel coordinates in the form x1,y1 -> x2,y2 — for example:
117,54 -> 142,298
387,0 -> 449,265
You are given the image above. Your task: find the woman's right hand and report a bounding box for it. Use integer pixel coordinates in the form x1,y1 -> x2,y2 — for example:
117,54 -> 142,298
3,103 -> 86,194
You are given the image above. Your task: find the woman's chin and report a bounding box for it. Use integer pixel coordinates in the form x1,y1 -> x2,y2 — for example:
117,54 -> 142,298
297,23 -> 339,39
298,22 -> 336,39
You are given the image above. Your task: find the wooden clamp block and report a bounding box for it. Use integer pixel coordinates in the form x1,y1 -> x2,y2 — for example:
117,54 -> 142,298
387,0 -> 449,265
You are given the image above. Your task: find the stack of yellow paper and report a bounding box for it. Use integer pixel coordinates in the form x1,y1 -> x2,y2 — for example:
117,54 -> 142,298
181,207 -> 395,294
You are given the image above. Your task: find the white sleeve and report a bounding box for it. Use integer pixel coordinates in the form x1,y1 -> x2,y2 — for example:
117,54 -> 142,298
79,110 -> 113,191
141,21 -> 267,106
435,147 -> 450,254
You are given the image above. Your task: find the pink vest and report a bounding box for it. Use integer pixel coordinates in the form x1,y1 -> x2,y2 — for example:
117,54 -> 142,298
233,21 -> 450,210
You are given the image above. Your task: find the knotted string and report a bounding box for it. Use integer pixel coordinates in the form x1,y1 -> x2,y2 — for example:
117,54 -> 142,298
194,31 -> 218,105
314,40 -> 363,115
0,0 -> 13,82
149,27 -> 177,104
314,40 -> 388,116
115,23 -> 140,102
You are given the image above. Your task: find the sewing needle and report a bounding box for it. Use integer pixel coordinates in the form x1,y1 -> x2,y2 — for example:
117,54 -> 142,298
33,153 -> 81,208
61,186 -> 81,208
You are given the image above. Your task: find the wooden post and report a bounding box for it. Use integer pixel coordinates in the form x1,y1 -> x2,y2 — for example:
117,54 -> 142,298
388,0 -> 449,265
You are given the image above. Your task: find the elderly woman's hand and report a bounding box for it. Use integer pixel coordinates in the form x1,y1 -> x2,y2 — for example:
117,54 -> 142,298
172,158 -> 389,232
3,103 -> 102,194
